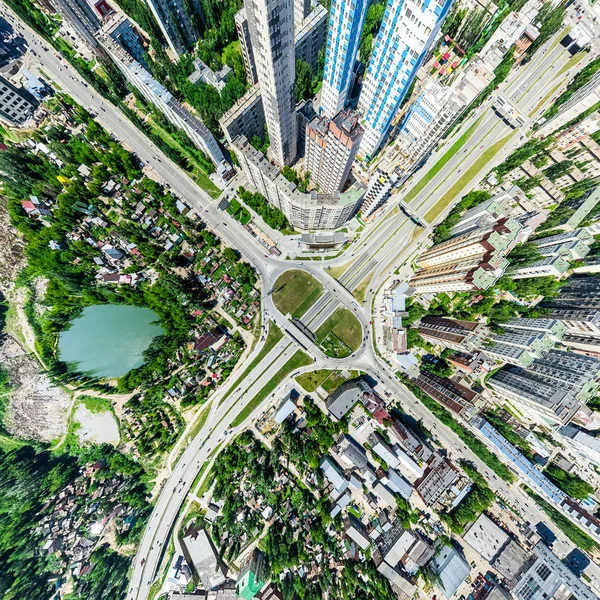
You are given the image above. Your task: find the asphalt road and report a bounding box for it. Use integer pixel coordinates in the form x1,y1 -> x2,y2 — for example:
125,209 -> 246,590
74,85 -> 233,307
1,5 -> 589,596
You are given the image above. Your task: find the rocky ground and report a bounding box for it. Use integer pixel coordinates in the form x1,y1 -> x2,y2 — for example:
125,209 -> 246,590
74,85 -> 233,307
0,200 -> 26,294
0,335 -> 70,442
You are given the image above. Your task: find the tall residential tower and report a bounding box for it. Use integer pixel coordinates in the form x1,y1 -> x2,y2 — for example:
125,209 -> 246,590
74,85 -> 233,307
244,0 -> 297,166
319,0 -> 369,119
358,0 -> 454,158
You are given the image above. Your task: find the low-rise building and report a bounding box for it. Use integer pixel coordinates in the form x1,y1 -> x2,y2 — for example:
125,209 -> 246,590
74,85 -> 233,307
181,528 -> 227,590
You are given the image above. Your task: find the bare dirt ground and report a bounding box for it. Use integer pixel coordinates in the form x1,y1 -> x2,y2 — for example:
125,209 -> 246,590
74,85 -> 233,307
0,335 -> 71,442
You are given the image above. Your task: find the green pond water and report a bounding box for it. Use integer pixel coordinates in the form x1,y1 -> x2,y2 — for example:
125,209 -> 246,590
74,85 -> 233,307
58,304 -> 163,378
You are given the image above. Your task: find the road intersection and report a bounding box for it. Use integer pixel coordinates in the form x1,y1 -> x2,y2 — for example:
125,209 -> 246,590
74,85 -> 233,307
0,5 -> 590,598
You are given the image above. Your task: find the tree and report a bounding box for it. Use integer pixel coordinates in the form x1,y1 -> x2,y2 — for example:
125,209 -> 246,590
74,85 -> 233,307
295,59 -> 313,102
544,463 -> 594,500
223,247 -> 238,263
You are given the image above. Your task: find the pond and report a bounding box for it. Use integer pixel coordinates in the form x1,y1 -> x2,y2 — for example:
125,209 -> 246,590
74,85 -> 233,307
58,304 -> 164,378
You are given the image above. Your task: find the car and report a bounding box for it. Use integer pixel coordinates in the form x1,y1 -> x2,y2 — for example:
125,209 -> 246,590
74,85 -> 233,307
223,429 -> 228,436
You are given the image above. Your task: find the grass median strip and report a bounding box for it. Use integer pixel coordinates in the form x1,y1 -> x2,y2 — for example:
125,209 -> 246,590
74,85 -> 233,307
402,115 -> 484,205
230,349 -> 312,427
424,130 -> 517,224
219,323 -> 283,406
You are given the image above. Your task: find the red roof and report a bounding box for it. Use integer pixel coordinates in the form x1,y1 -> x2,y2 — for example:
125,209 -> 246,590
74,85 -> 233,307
442,52 -> 450,60
21,200 -> 36,211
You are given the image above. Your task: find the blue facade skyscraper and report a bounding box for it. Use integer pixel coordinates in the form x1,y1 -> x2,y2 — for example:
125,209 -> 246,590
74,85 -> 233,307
358,0 -> 454,159
319,0 -> 369,119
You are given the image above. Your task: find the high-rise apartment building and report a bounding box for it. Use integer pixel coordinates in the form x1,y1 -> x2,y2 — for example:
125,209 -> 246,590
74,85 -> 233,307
319,0 -> 369,119
484,329 -> 555,367
548,276 -> 600,310
395,60 -> 492,174
0,75 -> 38,126
145,0 -> 200,56
526,348 -> 600,402
237,4 -> 327,87
409,218 -> 521,293
305,110 -> 363,193
294,0 -> 311,27
358,0 -> 453,158
232,135 -> 365,230
100,15 -> 149,68
235,8 -> 258,84
294,3 -> 328,73
244,0 -> 297,166
219,85 -> 265,144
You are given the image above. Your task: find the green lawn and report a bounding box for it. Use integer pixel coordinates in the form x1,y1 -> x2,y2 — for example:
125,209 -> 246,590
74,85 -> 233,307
295,368 -> 360,392
402,115 -> 484,205
424,130 -> 517,224
272,270 -> 323,318
315,308 -> 362,358
230,350 -> 312,427
219,322 -> 283,405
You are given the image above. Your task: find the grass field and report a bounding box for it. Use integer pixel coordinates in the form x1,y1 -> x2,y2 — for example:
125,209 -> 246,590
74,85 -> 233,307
315,308 -> 362,358
353,273 -> 374,304
230,350 -> 312,427
424,130 -> 517,224
402,115 -> 484,205
326,259 -> 356,281
219,322 -> 283,405
295,368 -> 360,392
272,270 -> 323,318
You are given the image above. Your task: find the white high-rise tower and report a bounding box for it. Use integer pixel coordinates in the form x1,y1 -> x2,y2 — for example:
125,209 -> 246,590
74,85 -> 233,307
244,0 -> 297,166
319,0 -> 369,119
358,0 -> 454,159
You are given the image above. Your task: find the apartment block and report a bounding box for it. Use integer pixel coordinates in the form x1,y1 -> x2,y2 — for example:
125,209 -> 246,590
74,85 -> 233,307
409,253 -> 510,294
0,75 -> 38,126
305,110 -> 363,193
395,60 -> 492,174
413,371 -> 481,417
358,0 -> 453,158
235,8 -> 258,84
295,3 -> 328,73
99,37 -> 226,170
536,71 -> 600,139
360,169 -> 399,219
533,228 -> 593,261
232,135 -> 365,230
549,308 -> 600,336
526,348 -> 600,402
549,276 -> 600,310
510,256 -> 571,279
484,329 -> 554,367
409,217 -> 521,293
100,15 -> 148,68
417,316 -> 486,351
417,218 -> 521,268
237,3 -> 328,86
145,0 -> 200,55
488,366 -> 581,426
319,0 -> 369,118
219,85 -> 265,145
561,333 -> 600,358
